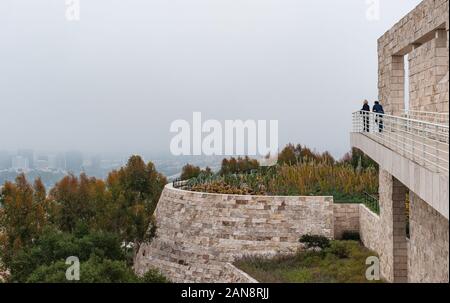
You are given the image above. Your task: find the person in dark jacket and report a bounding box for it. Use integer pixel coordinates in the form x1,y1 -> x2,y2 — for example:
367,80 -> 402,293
361,100 -> 370,132
372,101 -> 384,132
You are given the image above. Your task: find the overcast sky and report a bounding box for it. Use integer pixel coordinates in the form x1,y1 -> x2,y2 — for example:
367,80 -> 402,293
0,0 -> 422,158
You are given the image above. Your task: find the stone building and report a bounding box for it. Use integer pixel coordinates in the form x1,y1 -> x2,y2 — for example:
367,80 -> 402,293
352,0 -> 449,283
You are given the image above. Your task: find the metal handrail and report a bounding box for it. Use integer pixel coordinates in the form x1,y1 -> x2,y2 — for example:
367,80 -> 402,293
363,192 -> 380,215
172,178 -> 189,189
401,110 -> 449,125
352,110 -> 449,174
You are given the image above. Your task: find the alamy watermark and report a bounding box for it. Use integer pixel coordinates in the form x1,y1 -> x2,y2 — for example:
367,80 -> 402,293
65,256 -> 80,281
365,256 -> 380,281
365,0 -> 380,22
170,112 -> 279,165
65,0 -> 80,22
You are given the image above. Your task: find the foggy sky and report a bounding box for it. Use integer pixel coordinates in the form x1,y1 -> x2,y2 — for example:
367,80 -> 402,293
0,0 -> 422,158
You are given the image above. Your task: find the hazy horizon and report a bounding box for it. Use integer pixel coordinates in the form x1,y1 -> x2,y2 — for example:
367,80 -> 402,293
0,0 -> 422,158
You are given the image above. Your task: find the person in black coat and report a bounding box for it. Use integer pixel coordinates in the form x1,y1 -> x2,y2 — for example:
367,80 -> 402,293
372,101 -> 384,132
361,100 -> 370,132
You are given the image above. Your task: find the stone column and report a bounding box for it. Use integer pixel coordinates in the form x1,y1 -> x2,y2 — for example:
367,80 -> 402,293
379,169 -> 408,282
434,29 -> 449,113
388,56 -> 405,116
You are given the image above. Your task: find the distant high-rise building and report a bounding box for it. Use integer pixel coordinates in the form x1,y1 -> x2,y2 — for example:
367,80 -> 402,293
90,155 -> 101,170
65,151 -> 83,173
12,156 -> 29,171
47,155 -> 58,170
17,149 -> 34,169
55,153 -> 67,170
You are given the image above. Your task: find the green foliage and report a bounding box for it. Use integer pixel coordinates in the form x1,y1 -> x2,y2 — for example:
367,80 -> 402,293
0,175 -> 49,265
6,228 -> 126,282
277,144 -> 300,165
186,144 -> 378,202
180,164 -> 201,180
44,155 -> 166,245
49,173 -> 105,233
25,256 -> 137,283
189,161 -> 378,203
140,268 -> 170,283
219,156 -> 260,175
234,241 -> 382,283
25,260 -> 68,283
299,235 -> 331,249
180,164 -> 212,180
106,156 -> 167,245
0,155 -> 169,283
326,241 -> 350,258
341,148 -> 378,170
277,144 -> 335,166
26,257 -> 170,283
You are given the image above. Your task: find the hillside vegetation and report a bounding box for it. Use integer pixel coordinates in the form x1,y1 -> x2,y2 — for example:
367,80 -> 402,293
0,155 -> 168,283
182,145 -> 378,203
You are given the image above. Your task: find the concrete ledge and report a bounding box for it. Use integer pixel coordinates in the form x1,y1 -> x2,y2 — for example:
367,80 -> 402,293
223,263 -> 259,283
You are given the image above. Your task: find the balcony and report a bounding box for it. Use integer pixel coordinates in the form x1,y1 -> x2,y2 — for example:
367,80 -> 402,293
351,110 -> 449,219
352,111 -> 449,174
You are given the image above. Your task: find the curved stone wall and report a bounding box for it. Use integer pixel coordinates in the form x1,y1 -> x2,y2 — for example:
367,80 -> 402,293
134,184 -> 334,282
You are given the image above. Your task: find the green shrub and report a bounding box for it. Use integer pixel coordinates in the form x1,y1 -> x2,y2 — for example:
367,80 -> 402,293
26,256 -> 139,283
140,269 -> 170,283
299,235 -> 330,249
7,228 -> 126,282
341,231 -> 361,241
326,241 -> 350,259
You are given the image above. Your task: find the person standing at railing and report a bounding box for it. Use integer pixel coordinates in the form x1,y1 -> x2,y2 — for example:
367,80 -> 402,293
373,101 -> 385,132
361,100 -> 370,132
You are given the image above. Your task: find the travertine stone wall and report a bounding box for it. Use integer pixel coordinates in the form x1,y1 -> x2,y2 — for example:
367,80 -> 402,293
333,203 -> 360,239
409,30 -> 449,112
135,185 -> 334,283
409,192 -> 449,282
359,204 -> 381,253
378,0 -> 449,115
135,183 -> 449,283
221,263 -> 259,283
378,170 -> 408,283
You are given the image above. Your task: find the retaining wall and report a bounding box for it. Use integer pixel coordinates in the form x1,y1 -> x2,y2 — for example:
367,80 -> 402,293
135,184 -> 334,283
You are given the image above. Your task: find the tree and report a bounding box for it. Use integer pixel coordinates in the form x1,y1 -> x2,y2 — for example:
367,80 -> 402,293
277,144 -> 301,165
180,164 -> 213,180
0,174 -> 48,265
180,164 -> 201,180
220,156 -> 259,175
0,155 -> 169,283
26,257 -> 169,283
340,148 -> 378,170
49,173 -> 106,233
106,156 -> 167,249
7,228 -> 126,282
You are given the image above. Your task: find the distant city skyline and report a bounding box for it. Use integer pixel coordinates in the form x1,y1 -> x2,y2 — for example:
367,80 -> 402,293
0,148 -> 226,189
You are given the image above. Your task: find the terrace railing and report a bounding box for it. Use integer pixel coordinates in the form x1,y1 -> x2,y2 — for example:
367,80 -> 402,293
363,192 -> 380,215
172,178 -> 189,189
352,110 -> 449,174
401,110 -> 449,126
